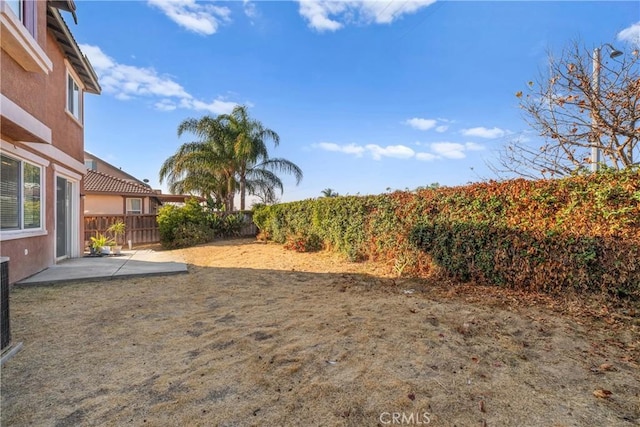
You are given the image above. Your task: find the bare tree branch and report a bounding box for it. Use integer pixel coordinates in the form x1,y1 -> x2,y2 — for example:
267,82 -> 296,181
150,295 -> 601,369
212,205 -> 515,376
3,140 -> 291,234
492,42 -> 639,178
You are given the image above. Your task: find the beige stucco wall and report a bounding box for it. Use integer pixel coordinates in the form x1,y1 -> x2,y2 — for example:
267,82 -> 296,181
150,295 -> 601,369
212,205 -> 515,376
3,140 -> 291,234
84,195 -> 123,215
84,195 -> 152,215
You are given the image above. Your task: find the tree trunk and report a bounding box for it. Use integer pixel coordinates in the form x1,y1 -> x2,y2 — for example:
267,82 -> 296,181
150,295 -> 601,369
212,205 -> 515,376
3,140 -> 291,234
226,176 -> 235,211
239,177 -> 246,211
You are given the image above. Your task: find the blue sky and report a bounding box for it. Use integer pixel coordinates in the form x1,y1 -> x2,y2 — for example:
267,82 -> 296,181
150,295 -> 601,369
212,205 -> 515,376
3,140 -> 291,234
72,1 -> 640,204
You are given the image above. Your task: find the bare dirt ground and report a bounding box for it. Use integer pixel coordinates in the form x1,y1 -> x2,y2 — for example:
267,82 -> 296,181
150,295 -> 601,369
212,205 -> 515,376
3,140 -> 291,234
1,238 -> 639,426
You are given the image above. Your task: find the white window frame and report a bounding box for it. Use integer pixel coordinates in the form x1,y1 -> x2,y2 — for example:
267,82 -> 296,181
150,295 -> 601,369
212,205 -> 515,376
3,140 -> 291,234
53,167 -> 81,260
0,0 -> 51,73
6,0 -> 22,20
84,159 -> 97,171
126,198 -> 142,215
66,70 -> 82,123
0,152 -> 47,241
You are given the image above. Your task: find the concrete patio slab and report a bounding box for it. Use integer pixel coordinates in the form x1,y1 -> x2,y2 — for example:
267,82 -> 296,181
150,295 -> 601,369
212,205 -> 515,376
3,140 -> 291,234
16,249 -> 187,286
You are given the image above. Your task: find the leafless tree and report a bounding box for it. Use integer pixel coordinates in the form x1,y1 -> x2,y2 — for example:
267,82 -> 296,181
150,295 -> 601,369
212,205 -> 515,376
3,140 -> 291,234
493,42 -> 639,178
253,186 -> 280,206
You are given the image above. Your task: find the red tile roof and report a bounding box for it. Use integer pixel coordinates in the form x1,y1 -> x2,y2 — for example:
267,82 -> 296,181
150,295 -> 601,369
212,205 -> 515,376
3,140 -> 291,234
84,170 -> 157,196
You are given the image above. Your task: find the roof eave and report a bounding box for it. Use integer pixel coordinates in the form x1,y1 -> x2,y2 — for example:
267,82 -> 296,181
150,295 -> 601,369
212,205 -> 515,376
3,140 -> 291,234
84,152 -> 151,187
85,191 -> 158,197
47,6 -> 101,94
48,0 -> 77,23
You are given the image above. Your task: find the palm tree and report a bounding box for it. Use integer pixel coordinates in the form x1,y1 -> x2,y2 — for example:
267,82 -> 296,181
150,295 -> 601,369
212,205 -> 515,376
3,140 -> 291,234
321,188 -> 339,197
218,105 -> 303,210
159,116 -> 237,211
160,107 -> 303,211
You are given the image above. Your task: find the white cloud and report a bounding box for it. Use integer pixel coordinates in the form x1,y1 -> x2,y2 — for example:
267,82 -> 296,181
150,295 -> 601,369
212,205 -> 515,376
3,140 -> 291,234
465,142 -> 485,151
405,117 -> 452,133
315,142 -> 414,160
81,44 -> 115,70
618,21 -> 640,47
316,142 -> 366,156
243,0 -> 258,21
431,142 -> 466,159
316,139 -> 484,161
461,126 -> 507,139
148,0 -> 231,35
80,44 -> 239,114
405,118 -> 437,131
416,152 -> 438,161
297,0 -> 436,32
365,144 -> 415,160
297,1 -> 345,31
180,98 -> 239,115
155,99 -> 178,111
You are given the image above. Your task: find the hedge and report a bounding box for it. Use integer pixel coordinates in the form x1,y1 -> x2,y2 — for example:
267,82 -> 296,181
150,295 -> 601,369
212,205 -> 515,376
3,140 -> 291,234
158,198 -> 247,249
253,168 -> 640,298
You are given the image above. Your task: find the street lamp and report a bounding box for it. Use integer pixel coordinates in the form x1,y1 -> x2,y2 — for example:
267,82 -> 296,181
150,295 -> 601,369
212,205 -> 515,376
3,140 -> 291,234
591,43 -> 623,172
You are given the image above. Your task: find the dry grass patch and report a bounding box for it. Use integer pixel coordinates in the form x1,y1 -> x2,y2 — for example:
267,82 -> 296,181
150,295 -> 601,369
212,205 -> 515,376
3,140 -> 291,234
1,239 -> 639,426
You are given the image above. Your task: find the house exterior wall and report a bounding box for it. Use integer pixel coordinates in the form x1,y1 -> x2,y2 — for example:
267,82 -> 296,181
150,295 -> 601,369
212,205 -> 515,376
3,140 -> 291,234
1,2 -> 93,284
48,55 -> 84,160
0,1 -> 48,128
84,195 -> 152,215
84,195 -> 122,215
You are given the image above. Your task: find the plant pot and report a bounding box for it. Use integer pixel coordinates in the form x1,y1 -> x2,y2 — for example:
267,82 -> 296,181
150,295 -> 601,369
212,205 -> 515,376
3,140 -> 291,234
112,245 -> 122,255
101,246 -> 111,255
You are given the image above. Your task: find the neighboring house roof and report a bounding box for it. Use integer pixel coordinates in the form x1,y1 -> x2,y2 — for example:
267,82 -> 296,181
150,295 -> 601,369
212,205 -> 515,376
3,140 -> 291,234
84,151 -> 150,185
47,2 -> 101,94
84,170 -> 158,196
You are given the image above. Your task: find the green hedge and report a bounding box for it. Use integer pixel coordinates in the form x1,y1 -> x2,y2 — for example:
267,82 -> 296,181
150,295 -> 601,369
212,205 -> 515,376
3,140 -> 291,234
253,169 -> 640,298
158,198 -> 247,249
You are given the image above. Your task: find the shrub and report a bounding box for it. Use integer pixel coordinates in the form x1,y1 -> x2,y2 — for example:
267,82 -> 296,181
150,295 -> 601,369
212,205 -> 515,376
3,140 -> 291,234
254,169 -> 640,298
157,198 -> 212,249
158,199 -> 252,249
208,213 -> 224,236
284,233 -> 323,253
169,223 -> 215,249
222,213 -> 246,237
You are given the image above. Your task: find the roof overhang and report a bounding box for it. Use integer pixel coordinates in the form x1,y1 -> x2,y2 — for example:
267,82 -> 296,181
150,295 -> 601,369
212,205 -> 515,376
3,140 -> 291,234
49,0 -> 77,23
85,191 -> 159,197
47,4 -> 100,94
156,194 -> 206,203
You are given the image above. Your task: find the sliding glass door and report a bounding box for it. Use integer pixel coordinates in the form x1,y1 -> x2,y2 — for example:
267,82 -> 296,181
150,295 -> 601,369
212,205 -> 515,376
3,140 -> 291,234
56,176 -> 72,259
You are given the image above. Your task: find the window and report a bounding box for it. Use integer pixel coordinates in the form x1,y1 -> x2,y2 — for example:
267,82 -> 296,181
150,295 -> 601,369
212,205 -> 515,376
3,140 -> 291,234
1,154 -> 42,231
67,73 -> 81,121
126,198 -> 142,215
84,159 -> 97,171
6,0 -> 22,20
5,0 -> 36,37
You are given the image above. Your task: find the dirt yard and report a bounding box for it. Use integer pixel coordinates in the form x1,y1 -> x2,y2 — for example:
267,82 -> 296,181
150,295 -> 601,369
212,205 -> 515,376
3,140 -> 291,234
1,239 -> 639,426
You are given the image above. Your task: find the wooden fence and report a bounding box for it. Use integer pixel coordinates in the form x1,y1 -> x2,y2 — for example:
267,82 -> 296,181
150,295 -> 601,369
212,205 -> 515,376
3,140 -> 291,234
235,212 -> 259,237
84,215 -> 160,245
84,212 -> 257,245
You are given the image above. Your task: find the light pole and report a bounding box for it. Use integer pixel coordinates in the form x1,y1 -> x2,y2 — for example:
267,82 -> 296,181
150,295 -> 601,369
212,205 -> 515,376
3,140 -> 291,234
591,43 -> 623,172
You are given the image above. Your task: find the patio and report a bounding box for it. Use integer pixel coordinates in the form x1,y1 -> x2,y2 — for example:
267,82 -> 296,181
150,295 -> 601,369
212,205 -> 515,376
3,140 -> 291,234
16,249 -> 187,286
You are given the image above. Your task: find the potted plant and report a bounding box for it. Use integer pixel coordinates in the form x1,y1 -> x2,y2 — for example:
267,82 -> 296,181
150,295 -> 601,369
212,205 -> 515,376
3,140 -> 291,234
107,221 -> 126,255
90,233 -> 114,255
87,240 -> 97,256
